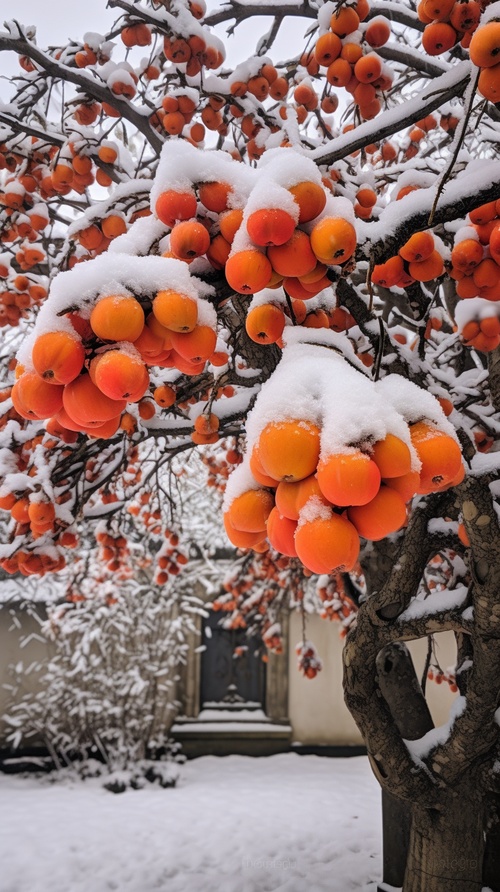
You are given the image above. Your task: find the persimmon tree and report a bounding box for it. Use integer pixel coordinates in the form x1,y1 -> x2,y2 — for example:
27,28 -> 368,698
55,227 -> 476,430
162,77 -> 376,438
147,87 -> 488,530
2,0 -> 500,887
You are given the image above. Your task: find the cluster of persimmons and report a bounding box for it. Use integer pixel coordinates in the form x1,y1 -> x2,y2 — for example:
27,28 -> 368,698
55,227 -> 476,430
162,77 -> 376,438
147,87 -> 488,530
312,1 -> 393,122
451,199 -> 500,351
419,0 -> 487,54
224,414 -> 464,576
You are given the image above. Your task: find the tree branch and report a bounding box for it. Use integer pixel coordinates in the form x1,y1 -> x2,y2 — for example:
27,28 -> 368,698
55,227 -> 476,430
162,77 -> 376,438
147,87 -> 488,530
0,33 -> 164,155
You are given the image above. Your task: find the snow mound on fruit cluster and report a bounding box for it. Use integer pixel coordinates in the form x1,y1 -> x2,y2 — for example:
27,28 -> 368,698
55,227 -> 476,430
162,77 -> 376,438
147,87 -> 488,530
17,253 -> 215,369
223,333 -> 457,509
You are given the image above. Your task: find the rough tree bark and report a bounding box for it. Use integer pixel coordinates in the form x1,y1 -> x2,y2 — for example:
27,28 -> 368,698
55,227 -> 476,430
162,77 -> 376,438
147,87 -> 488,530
343,478 -> 500,891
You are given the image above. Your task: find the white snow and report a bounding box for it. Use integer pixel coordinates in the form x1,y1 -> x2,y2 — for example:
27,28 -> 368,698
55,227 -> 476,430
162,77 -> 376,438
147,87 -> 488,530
0,754 -> 382,892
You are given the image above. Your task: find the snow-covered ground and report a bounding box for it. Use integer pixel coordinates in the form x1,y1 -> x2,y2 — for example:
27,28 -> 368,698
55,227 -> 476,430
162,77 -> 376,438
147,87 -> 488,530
1,754 -> 382,892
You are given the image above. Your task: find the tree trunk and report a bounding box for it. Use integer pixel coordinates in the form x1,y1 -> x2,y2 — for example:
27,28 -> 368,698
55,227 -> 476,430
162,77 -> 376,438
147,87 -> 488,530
404,785 -> 485,892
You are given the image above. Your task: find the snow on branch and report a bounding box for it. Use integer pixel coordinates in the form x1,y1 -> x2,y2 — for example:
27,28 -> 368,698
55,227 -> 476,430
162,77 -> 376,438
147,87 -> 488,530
309,60 -> 471,167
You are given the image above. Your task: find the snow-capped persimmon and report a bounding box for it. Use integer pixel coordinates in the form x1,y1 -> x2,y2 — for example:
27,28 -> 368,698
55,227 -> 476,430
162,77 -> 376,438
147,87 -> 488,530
198,181 -> 232,213
28,500 -> 55,526
153,290 -> 198,333
155,190 -> 198,227
246,208 -> 296,247
371,434 -> 412,478
354,53 -> 382,84
365,17 -> 391,48
258,419 -> 321,482
275,474 -> 328,521
409,421 -> 463,493
90,294 -> 145,342
32,331 -> 85,385
288,181 -> 326,224
451,238 -> 484,272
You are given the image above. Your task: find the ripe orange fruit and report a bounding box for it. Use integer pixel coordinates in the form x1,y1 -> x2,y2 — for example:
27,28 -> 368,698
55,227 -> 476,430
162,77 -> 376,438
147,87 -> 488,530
155,190 -> 197,226
93,350 -> 150,401
169,219 -> 211,260
170,325 -> 217,363
225,249 -> 273,294
223,514 -> 266,549
469,21 -> 500,68
314,32 -> 342,67
365,18 -> 391,47
371,433 -> 412,478
410,421 -> 463,493
246,208 -> 296,247
295,511 -> 360,573
32,330 -> 85,385
267,231 -> 317,278
408,250 -> 444,282
152,290 -> 198,332
28,500 -> 55,525
354,53 -> 383,84
63,374 -> 126,427
258,420 -> 321,482
330,6 -> 360,36
198,181 -> 232,212
478,64 -> 500,103
422,22 -> 457,55
451,238 -> 483,273
250,444 -> 279,487
245,304 -> 286,344
399,231 -> 435,263
288,181 -> 327,223
371,256 -> 404,288
316,451 -> 381,506
153,384 -> 176,408
310,217 -> 357,265
90,295 -> 145,342
12,373 -> 64,419
384,469 -> 420,502
266,507 -> 298,557
275,474 -> 328,520
348,485 -> 407,540
219,208 -> 244,243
